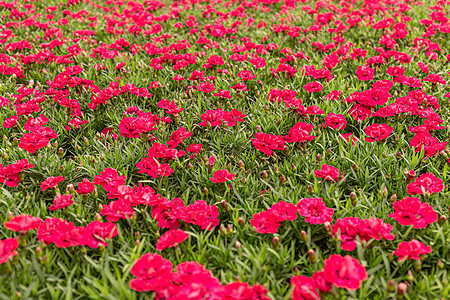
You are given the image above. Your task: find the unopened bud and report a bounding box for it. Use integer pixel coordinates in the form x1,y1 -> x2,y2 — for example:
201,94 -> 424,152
387,279 -> 395,292
352,163 -> 359,171
438,215 -> 446,226
395,152 -> 402,159
308,184 -> 314,195
35,247 -> 43,257
316,154 -> 322,163
256,125 -> 262,132
94,213 -> 102,221
65,184 -> 75,194
221,200 -> 229,212
261,171 -> 268,181
41,255 -> 48,265
396,283 -> 407,298
238,217 -> 245,227
188,162 -> 193,170
135,239 -> 140,247
307,249 -> 316,263
437,259 -> 444,270
381,186 -> 388,198
406,270 -> 413,283
271,236 -> 280,249
235,240 -> 241,249
300,230 -> 308,242
413,259 -> 421,272
239,160 -> 245,170
280,175 -> 286,185
389,194 -> 397,205
134,232 -> 140,239
324,222 -> 332,234
6,211 -> 14,221
203,187 -> 208,195
350,192 -> 357,205
57,147 -> 64,157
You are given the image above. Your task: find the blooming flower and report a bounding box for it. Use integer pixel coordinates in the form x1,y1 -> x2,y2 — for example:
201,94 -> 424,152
296,198 -> 334,224
324,113 -> 346,130
314,164 -> 344,182
303,81 -> 323,93
406,172 -> 443,195
49,194 -> 74,211
77,178 -> 95,195
389,197 -> 437,229
394,239 -> 432,260
130,253 -> 174,292
290,275 -> 320,300
322,255 -> 368,290
40,176 -> 65,191
210,169 -> 236,183
364,123 -> 393,142
156,229 -> 189,251
0,238 -> 19,264
4,214 -> 43,234
251,132 -> 285,156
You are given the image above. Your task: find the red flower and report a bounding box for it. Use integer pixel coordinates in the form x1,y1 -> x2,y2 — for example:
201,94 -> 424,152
0,159 -> 34,187
324,113 -> 346,130
364,123 -> 393,142
303,81 -> 323,93
355,66 -> 375,81
296,198 -> 334,224
388,197 -> 437,229
290,275 -> 320,300
49,194 -> 74,211
0,238 -> 19,264
85,220 -> 118,248
178,200 -> 219,231
136,157 -> 174,179
406,172 -> 443,195
332,217 -> 395,251
4,214 -> 42,233
312,271 -> 333,293
223,282 -> 270,300
18,132 -> 49,154
199,108 -> 223,127
340,133 -> 358,146
156,229 -> 189,251
284,122 -> 316,143
41,176 -> 65,191
270,201 -> 298,222
314,164 -> 344,182
322,255 -> 368,290
93,168 -> 127,192
386,66 -> 405,77
250,211 -> 281,234
100,200 -> 134,222
394,239 -> 432,260
237,70 -> 256,81
77,178 -> 95,195
167,127 -> 191,148
130,253 -> 174,292
152,198 -> 184,229
223,109 -> 246,127
251,132 -> 285,156
210,169 -> 236,183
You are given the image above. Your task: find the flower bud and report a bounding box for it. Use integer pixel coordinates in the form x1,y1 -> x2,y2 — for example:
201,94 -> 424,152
350,192 -> 357,205
315,154 -> 322,163
308,184 -> 314,195
6,211 -> 14,221
219,224 -> 227,235
261,171 -> 268,181
396,283 -> 407,299
135,239 -> 140,247
221,200 -> 229,212
437,259 -> 444,270
235,240 -> 241,249
65,184 -> 75,194
256,125 -> 262,132
280,175 -> 286,185
57,147 -> 64,158
413,259 -> 421,272
300,230 -> 308,242
395,152 -> 402,159
41,255 -> 48,265
294,267 -> 300,275
238,217 -> 245,227
387,279 -> 395,292
94,213 -> 102,221
381,186 -> 388,198
188,162 -> 193,170
389,194 -> 397,205
307,249 -> 316,263
2,152 -> 8,160
324,222 -> 332,234
35,247 -> 43,258
227,224 -> 233,234
203,187 -> 208,195
438,215 -> 446,226
352,163 -> 359,171
406,270 -> 413,283
239,160 -> 245,170
271,236 -> 280,249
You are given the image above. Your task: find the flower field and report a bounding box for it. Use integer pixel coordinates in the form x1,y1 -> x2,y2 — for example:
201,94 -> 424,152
1,0 -> 450,298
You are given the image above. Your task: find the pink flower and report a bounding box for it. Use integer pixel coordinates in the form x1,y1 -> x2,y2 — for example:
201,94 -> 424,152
406,172 -> 443,195
356,66 -> 375,81
314,164 -> 344,182
210,169 -> 236,183
296,198 -> 334,224
364,123 -> 393,142
0,238 -> 19,264
93,168 -> 127,192
156,229 -> 189,251
41,176 -> 65,191
77,178 -> 95,195
100,200 -> 134,222
322,255 -> 368,290
290,275 -> 320,300
251,132 -> 285,156
394,239 -> 432,260
4,214 -> 43,233
49,194 -> 74,211
303,81 -> 323,93
130,253 -> 174,292
389,197 -> 437,229
324,113 -> 346,130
